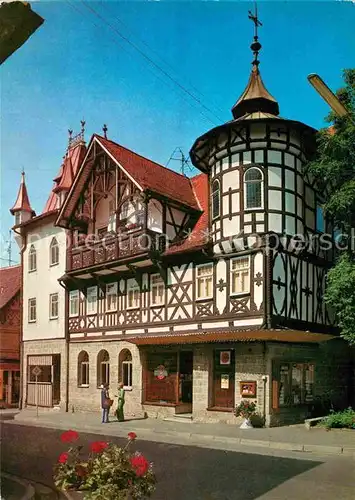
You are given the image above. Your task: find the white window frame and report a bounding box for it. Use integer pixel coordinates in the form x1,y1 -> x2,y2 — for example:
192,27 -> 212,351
106,283 -> 118,312
28,245 -> 37,272
244,167 -> 264,211
196,264 -> 213,300
49,293 -> 59,320
127,280 -> 140,309
50,237 -> 59,266
151,273 -> 165,306
69,290 -> 79,317
86,286 -> 98,315
230,256 -> 250,296
28,298 -> 36,323
122,360 -> 133,389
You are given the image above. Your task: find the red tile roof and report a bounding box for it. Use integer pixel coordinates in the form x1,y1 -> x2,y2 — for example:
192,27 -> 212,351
10,172 -> 34,216
96,135 -> 200,210
0,265 -> 21,310
164,173 -> 209,255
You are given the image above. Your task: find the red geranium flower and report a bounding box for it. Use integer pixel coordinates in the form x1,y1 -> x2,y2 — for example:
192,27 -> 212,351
60,430 -> 79,443
128,432 -> 137,441
58,452 -> 69,464
130,454 -> 149,477
90,441 -> 109,453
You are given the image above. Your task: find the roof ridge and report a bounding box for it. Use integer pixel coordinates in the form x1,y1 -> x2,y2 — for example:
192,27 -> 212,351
95,134 -> 192,181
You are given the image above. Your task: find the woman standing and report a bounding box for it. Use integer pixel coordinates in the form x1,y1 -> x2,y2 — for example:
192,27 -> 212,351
116,382 -> 125,422
101,383 -> 110,423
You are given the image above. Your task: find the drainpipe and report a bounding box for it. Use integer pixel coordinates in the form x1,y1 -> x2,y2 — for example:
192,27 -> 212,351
13,226 -> 25,410
265,247 -> 273,330
59,278 -> 69,413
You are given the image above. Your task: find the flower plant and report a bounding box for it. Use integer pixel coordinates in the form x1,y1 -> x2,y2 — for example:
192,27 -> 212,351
53,430 -> 156,500
235,400 -> 257,420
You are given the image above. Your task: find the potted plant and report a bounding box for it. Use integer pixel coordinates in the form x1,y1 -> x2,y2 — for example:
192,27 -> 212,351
53,430 -> 156,499
235,400 -> 257,429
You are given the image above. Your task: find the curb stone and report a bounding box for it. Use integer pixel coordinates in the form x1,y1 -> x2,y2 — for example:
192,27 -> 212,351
8,416 -> 354,457
1,472 -> 35,500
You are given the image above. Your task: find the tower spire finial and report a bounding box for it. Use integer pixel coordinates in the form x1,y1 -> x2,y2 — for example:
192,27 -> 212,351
103,124 -> 108,139
248,2 -> 262,65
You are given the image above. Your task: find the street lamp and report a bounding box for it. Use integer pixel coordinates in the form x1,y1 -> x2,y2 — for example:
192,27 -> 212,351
307,73 -> 350,118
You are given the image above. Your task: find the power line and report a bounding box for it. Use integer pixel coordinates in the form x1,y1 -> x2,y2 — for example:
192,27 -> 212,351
101,0 -> 225,117
79,0 -> 223,124
65,0 -> 217,126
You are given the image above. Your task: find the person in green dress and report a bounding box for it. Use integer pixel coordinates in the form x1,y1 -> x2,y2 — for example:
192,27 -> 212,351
115,382 -> 125,422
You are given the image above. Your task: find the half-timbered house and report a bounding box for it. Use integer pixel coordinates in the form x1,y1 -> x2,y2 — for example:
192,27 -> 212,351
55,35 -> 353,424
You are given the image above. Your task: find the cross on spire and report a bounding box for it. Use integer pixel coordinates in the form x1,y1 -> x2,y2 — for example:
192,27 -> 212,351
103,124 -> 108,139
248,2 -> 262,64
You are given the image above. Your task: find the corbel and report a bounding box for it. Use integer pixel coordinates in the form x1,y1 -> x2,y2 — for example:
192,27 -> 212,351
127,264 -> 143,287
90,272 -> 106,293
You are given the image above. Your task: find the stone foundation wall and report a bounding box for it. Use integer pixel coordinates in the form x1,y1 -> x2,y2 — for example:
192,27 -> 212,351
68,340 -> 144,418
22,339 -> 67,410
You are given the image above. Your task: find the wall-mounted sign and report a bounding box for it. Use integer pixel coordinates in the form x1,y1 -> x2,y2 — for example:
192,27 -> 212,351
240,381 -> 257,398
220,351 -> 231,365
154,365 -> 168,380
221,374 -> 229,389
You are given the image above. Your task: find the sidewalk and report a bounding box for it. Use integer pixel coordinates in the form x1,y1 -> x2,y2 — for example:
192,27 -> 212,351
7,408 -> 355,457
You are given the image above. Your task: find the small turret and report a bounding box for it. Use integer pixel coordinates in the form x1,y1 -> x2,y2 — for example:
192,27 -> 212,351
10,171 -> 35,226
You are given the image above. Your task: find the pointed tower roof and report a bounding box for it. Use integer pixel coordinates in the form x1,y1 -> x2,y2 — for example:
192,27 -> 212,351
231,6 -> 279,119
10,172 -> 35,216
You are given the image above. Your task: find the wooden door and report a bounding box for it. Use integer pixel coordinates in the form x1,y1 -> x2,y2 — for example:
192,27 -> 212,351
212,350 -> 235,409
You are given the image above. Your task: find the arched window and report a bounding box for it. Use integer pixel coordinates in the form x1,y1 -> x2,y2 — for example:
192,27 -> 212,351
97,350 -> 110,387
212,180 -> 220,219
28,245 -> 37,272
244,167 -> 263,209
50,237 -> 59,266
119,349 -> 133,389
78,351 -> 89,387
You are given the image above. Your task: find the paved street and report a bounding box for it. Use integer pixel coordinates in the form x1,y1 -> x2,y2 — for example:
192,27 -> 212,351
1,423 -> 354,500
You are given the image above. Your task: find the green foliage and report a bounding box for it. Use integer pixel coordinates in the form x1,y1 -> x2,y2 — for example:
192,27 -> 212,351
307,69 -> 355,344
321,407 -> 355,429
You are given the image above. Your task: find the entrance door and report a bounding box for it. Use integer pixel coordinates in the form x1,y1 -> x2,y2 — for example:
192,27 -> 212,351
212,349 -> 235,409
179,351 -> 193,407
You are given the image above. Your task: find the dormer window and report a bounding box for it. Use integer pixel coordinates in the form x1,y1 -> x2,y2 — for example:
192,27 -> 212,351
212,180 -> 220,219
244,167 -> 263,210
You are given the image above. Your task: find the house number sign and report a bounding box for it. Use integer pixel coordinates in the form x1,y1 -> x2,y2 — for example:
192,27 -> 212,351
154,365 -> 168,380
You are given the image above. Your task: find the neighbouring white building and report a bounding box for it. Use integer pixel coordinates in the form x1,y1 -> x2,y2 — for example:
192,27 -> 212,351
11,127 -> 86,410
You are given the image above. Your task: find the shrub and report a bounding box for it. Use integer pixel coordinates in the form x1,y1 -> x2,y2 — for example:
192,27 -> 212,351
321,407 -> 355,430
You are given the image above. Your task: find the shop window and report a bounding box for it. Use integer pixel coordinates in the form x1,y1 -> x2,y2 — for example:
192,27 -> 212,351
69,290 -> 79,317
119,349 -> 132,389
144,352 -> 178,404
196,264 -> 213,300
28,298 -> 36,323
28,245 -> 37,272
50,237 -> 59,266
244,167 -> 263,209
212,180 -> 220,219
316,204 -> 325,233
106,283 -> 118,312
151,274 -> 165,306
230,256 -> 250,295
97,350 -> 110,388
274,362 -> 315,407
78,351 -> 89,387
87,286 -> 98,315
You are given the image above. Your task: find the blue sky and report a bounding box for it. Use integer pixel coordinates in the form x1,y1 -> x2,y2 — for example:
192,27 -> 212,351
1,0 -> 354,266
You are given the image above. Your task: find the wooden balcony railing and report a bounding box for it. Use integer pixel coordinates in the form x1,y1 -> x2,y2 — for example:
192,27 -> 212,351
67,228 -> 166,272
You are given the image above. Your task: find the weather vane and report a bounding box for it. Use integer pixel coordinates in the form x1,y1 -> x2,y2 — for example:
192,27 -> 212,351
248,2 -> 262,64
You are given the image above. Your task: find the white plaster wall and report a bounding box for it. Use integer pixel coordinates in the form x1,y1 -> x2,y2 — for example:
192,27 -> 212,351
23,223 -> 67,340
